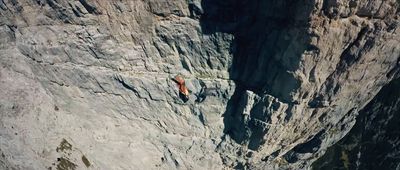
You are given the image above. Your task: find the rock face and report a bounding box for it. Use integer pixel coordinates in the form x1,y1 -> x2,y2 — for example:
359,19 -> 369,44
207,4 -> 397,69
0,0 -> 399,169
313,78 -> 400,170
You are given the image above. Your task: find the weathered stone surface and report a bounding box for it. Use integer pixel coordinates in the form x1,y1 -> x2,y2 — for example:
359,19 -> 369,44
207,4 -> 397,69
0,0 -> 399,169
313,78 -> 400,170
211,0 -> 399,169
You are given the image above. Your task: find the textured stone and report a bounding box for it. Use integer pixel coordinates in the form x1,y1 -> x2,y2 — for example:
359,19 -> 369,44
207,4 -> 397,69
313,78 -> 400,170
0,0 -> 399,169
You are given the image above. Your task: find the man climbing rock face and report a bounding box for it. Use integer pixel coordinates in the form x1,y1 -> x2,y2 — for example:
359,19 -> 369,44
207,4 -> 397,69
173,75 -> 190,102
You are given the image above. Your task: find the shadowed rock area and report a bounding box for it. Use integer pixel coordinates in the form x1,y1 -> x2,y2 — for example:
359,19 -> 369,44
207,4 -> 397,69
0,0 -> 399,169
313,78 -> 400,170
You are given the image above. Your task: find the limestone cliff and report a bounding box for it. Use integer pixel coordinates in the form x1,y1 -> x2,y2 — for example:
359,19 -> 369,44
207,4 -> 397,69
313,78 -> 400,170
0,0 -> 399,169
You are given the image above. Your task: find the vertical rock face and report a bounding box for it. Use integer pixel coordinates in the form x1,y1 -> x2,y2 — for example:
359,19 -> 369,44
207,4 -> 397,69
0,0 -> 399,170
211,0 -> 399,169
313,78 -> 400,170
1,1 -> 234,169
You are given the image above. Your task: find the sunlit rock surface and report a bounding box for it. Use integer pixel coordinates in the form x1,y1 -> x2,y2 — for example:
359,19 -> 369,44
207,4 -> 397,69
0,0 -> 399,169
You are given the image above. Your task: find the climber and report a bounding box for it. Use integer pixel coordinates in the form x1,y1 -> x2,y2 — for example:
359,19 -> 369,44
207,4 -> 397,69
172,75 -> 190,102
194,80 -> 208,103
195,86 -> 207,103
195,86 -> 218,103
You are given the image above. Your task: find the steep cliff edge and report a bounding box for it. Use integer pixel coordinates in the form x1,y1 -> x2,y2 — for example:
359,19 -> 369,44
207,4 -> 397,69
313,78 -> 400,170
0,0 -> 399,169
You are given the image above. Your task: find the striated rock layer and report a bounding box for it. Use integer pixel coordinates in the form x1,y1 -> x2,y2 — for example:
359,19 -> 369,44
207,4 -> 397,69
0,0 -> 399,169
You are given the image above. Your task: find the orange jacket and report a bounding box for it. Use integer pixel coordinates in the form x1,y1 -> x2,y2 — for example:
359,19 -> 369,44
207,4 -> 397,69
179,84 -> 189,96
174,75 -> 189,96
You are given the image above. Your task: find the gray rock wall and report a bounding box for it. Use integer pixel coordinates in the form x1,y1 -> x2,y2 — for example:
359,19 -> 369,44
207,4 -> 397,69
0,0 -> 399,169
313,78 -> 400,170
213,0 -> 399,169
1,0 -> 234,169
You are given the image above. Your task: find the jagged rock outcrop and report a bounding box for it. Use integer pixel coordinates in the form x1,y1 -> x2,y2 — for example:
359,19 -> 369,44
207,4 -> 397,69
211,0 -> 399,169
0,0 -> 399,169
313,78 -> 400,170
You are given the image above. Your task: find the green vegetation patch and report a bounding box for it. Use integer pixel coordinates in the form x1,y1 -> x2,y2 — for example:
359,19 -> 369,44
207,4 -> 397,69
56,157 -> 77,170
340,151 -> 350,170
56,139 -> 72,153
